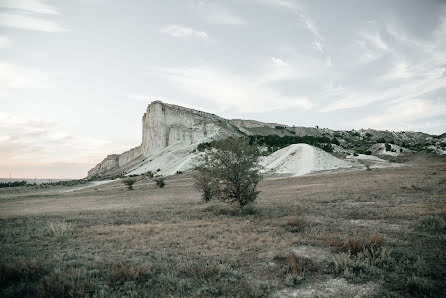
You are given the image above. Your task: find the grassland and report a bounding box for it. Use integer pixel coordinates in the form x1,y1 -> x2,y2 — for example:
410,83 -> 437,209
0,154 -> 445,297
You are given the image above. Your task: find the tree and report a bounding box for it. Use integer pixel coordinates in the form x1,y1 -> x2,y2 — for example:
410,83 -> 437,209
123,178 -> 136,190
193,166 -> 219,202
195,137 -> 263,208
154,177 -> 165,188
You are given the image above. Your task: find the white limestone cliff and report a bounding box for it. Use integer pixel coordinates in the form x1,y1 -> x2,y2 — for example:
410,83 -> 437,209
88,101 -> 241,178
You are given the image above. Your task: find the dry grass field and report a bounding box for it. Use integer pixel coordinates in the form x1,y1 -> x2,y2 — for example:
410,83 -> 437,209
1,154 -> 445,297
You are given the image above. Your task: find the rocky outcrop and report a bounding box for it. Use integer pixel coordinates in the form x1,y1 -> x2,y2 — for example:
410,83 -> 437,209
88,101 -> 241,178
141,101 -> 235,156
88,100 -> 443,178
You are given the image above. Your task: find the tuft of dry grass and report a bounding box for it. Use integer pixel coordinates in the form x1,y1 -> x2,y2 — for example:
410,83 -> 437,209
343,236 -> 365,255
416,215 -> 445,232
37,268 -> 91,298
368,233 -> 385,248
48,220 -> 71,238
285,216 -> 305,233
288,253 -> 303,276
0,258 -> 45,287
108,264 -> 148,285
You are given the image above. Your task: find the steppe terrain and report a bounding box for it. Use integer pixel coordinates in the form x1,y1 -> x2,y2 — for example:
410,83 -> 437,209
1,154 -> 445,297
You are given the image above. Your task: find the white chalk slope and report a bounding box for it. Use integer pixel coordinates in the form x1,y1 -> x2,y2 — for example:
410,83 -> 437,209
260,144 -> 354,176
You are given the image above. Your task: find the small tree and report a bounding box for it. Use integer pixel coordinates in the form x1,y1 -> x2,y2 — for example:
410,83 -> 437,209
193,165 -> 219,202
154,177 -> 165,188
195,137 -> 262,208
123,178 -> 136,190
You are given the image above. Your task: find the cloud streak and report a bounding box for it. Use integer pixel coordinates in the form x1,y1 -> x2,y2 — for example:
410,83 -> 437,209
160,25 -> 208,38
0,13 -> 65,32
155,62 -> 312,113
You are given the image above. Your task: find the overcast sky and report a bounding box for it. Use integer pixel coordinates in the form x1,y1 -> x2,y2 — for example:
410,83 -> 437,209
1,0 -> 445,179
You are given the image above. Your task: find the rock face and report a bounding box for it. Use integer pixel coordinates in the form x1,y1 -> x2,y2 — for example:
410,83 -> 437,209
88,101 -> 241,178
88,100 -> 442,178
141,101 -> 233,156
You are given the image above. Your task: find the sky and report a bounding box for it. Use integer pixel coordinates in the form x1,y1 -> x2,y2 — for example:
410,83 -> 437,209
0,0 -> 445,179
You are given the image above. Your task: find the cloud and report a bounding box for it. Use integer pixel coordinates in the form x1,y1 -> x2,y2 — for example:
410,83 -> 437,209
202,5 -> 245,25
0,13 -> 65,32
0,112 -> 129,178
323,14 -> 446,112
0,0 -> 59,15
0,61 -> 52,88
312,40 -> 323,53
262,0 -> 299,9
160,25 -> 208,38
296,10 -> 322,41
0,35 -> 11,48
155,63 -> 312,113
355,99 -> 446,131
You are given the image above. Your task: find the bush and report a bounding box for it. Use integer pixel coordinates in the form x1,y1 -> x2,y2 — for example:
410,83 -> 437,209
385,143 -> 392,151
155,177 -> 165,188
416,215 -> 445,232
122,178 -> 136,190
195,138 -> 262,208
193,167 -> 219,202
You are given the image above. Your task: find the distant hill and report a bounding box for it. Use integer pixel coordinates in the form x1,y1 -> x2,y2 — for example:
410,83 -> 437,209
88,101 -> 445,179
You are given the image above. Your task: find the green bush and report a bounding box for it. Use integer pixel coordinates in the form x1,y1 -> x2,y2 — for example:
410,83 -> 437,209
154,177 -> 165,188
122,178 -> 136,190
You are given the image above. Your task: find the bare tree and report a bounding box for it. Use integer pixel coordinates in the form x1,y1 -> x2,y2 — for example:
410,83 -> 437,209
194,137 -> 262,208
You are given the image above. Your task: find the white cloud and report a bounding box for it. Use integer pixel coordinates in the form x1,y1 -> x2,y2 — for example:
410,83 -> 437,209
160,25 -> 208,38
355,99 -> 446,130
0,0 -> 59,15
155,64 -> 312,113
312,40 -> 323,53
262,56 -> 302,82
204,7 -> 245,25
0,13 -> 65,32
262,0 -> 299,9
0,61 -> 52,88
296,10 -> 322,40
0,35 -> 11,48
323,15 -> 446,113
0,112 -> 129,168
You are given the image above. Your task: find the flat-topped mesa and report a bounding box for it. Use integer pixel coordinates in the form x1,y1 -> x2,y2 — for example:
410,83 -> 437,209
141,101 -> 230,156
88,100 -> 240,178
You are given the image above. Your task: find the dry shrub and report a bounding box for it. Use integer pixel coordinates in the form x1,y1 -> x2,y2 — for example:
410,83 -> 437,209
406,274 -> 433,296
108,264 -> 147,285
286,216 -> 305,233
48,220 -> 71,238
368,233 -> 385,248
325,232 -> 343,249
288,253 -> 303,276
343,235 -> 365,255
416,215 -> 445,232
0,258 -> 45,287
37,268 -> 91,298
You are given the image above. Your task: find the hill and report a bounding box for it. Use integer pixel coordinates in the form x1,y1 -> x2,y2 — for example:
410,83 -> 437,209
88,101 -> 445,179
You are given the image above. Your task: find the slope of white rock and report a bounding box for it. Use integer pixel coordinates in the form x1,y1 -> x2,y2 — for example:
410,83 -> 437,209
88,101 -> 241,178
260,144 -> 354,176
369,143 -> 411,156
